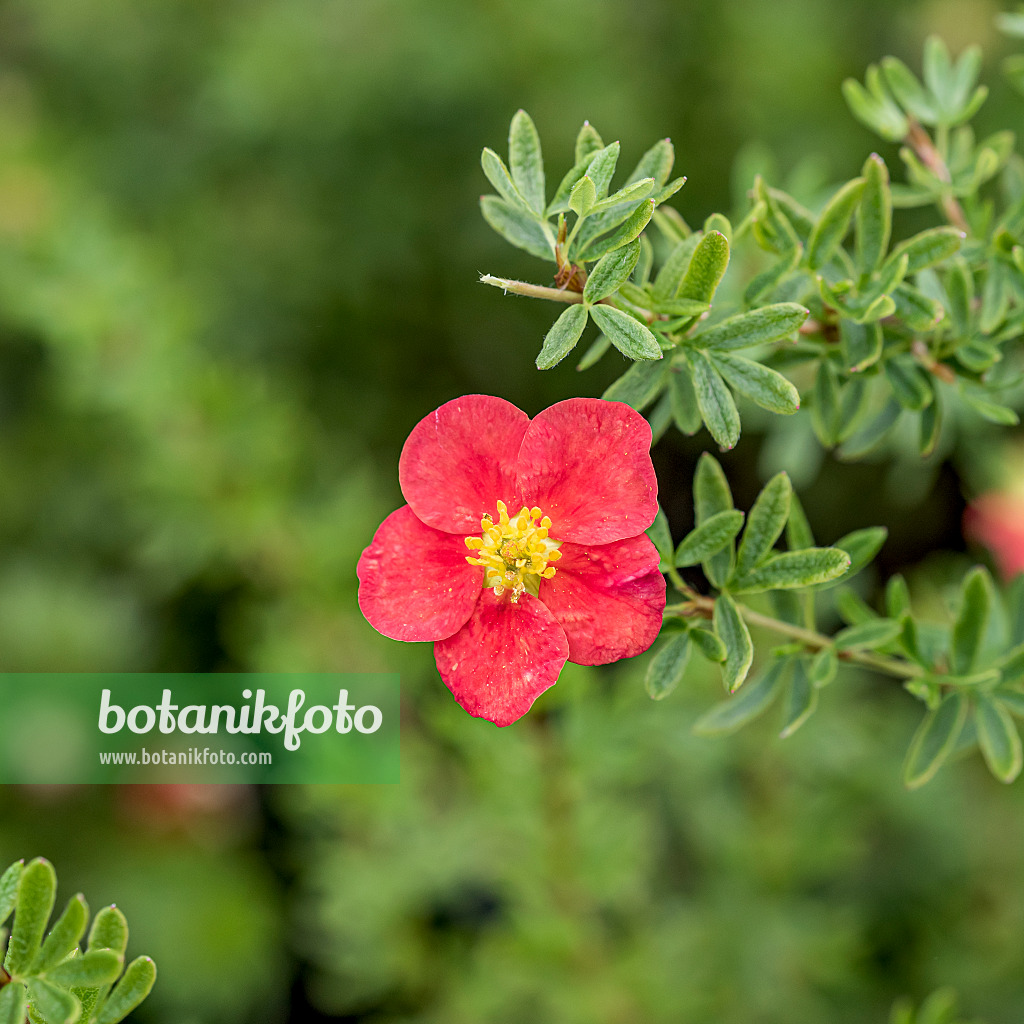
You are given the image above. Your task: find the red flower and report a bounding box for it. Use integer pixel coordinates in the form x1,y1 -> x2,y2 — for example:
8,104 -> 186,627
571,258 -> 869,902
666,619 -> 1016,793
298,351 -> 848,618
964,492 -> 1024,580
357,395 -> 666,726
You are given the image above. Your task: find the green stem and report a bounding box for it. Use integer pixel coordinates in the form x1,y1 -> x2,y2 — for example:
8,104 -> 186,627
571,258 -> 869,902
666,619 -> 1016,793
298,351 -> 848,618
665,594 -> 926,681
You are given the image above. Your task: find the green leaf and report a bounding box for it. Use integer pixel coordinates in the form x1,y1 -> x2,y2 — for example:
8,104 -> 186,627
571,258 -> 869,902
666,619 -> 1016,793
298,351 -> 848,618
536,304 -> 589,370
508,110 -> 545,214
785,491 -> 815,550
811,358 -> 841,447
575,332 -> 611,371
736,472 -> 791,578
856,154 -> 892,273
995,687 -> 1024,716
0,860 -> 23,928
690,626 -> 727,662
842,69 -> 908,141
589,304 -> 662,361
678,231 -> 730,303
547,156 -> 594,216
0,984 -> 27,1024
568,174 -> 597,217
714,593 -> 754,692
839,317 -> 883,372
893,283 -> 944,331
712,353 -> 800,415
602,359 -> 666,409
652,235 -> 701,301
689,349 -> 740,450
481,147 -> 530,211
807,177 -> 865,270
575,122 -> 604,165
627,138 -> 675,186
93,957 -> 157,1024
780,660 -> 818,738
645,633 -> 691,700
886,574 -> 913,619
885,355 -> 934,411
731,548 -> 851,594
479,196 -> 552,260
582,142 -> 620,200
590,177 -> 655,215
30,895 -> 88,975
5,858 -> 57,976
809,647 -> 838,687
646,506 -> 673,564
48,951 -> 124,990
694,453 -> 735,588
674,509 -> 745,567
960,389 -> 1020,427
577,199 -> 654,262
697,302 -> 808,352
834,526 -> 887,577
838,398 -> 902,459
669,364 -> 702,434
881,56 -> 937,123
834,618 -> 903,650
903,692 -> 968,789
584,238 -> 641,303
87,907 -> 129,958
693,659 -> 788,735
976,696 -> 1023,783
25,979 -> 78,1024
951,566 -> 994,676
889,226 -> 963,274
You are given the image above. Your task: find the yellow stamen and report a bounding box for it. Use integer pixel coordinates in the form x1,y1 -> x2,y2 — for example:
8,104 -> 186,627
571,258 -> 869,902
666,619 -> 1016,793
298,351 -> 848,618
465,502 -> 562,603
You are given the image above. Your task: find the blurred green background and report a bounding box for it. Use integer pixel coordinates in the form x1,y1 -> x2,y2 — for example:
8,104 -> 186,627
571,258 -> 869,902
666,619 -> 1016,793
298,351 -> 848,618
1,0 -> 1023,1020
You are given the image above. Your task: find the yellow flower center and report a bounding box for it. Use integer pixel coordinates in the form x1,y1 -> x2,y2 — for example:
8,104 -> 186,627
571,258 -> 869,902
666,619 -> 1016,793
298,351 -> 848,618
465,500 -> 562,603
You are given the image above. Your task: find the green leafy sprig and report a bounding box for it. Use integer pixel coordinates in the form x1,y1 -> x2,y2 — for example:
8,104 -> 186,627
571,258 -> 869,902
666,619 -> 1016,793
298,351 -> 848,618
0,859 -> 155,1024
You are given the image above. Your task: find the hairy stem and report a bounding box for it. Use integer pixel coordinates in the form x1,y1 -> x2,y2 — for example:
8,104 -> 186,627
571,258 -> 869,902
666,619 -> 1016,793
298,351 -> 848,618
665,593 -> 927,681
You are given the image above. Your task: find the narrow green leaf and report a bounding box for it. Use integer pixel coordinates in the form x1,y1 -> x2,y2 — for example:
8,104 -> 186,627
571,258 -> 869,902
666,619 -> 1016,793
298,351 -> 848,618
839,317 -> 883,372
0,861 -> 23,928
885,574 -> 912,619
584,238 -> 641,303
885,355 -> 934,411
669,362 -> 702,434
809,647 -> 838,687
645,633 -> 691,700
811,358 -> 841,447
856,154 -> 892,273
48,951 -> 123,990
576,332 -> 610,371
951,566 -> 994,675
536,304 -> 589,370
602,358 -> 666,409
834,526 -> 888,577
547,156 -> 594,216
652,234 -> 701,301
30,895 -> 88,975
837,398 -> 902,459
693,659 -> 788,735
577,199 -> 654,262
481,147 -> 530,211
712,353 -> 800,415
889,226 -> 963,274
834,618 -> 903,650
995,687 -> 1024,716
842,72 -> 908,141
807,178 -> 865,270
575,121 -> 604,165
960,389 -> 1020,427
694,453 -> 735,588
5,858 -> 57,976
690,626 -> 727,662
508,110 -> 545,214
714,593 -> 754,692
893,283 -> 944,331
590,177 -> 655,215
903,692 -> 968,789
731,548 -> 851,594
93,957 -> 157,1024
678,231 -> 730,303
0,984 -> 27,1024
26,979 -> 78,1024
646,506 -> 673,563
568,174 -> 597,218
976,696 -> 1023,783
689,349 -> 740,450
744,244 -> 802,304
589,304 -> 662,361
881,56 -> 938,123
736,472 -> 791,577
627,138 -> 674,186
583,142 -> 620,200
785,491 -> 815,551
87,907 -> 129,958
923,35 -> 953,113
674,509 -> 745,567
697,302 -> 808,352
479,196 -> 552,260
780,660 -> 818,738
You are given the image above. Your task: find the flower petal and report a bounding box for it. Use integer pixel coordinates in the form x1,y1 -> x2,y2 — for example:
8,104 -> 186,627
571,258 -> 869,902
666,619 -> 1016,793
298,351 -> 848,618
399,394 -> 529,534
539,535 -> 665,665
516,397 -> 658,544
357,505 -> 482,641
433,589 -> 569,726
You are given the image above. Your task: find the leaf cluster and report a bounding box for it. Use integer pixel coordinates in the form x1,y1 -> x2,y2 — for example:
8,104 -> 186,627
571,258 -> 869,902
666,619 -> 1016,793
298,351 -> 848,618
0,859 -> 155,1024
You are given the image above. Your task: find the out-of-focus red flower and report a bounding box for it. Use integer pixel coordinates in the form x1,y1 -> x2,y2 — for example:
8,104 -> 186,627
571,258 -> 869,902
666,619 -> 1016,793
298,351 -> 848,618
964,492 -> 1024,580
357,395 -> 666,726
